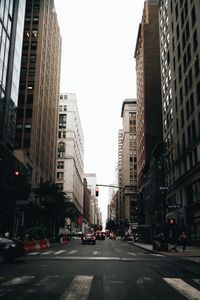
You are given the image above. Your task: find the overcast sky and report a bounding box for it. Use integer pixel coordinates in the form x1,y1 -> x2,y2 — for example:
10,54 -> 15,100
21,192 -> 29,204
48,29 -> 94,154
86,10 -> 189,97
54,0 -> 144,223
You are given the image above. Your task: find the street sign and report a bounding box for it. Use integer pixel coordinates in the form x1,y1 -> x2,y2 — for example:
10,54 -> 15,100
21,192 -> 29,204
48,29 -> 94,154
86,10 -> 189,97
167,204 -> 181,209
159,186 -> 169,191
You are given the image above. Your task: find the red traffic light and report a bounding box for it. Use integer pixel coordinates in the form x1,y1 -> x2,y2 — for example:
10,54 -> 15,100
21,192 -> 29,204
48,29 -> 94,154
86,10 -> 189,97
169,218 -> 175,225
14,170 -> 20,176
95,187 -> 99,197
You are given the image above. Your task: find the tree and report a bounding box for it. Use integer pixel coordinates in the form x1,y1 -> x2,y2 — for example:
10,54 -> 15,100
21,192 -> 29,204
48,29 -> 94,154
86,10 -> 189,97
33,181 -> 68,235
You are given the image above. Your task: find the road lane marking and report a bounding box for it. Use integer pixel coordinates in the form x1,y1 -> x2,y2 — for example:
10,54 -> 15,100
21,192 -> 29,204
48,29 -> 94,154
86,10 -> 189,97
67,250 -> 78,254
127,252 -> 136,256
150,254 -> 165,257
54,250 -> 66,255
59,275 -> 93,300
93,251 -> 98,255
27,252 -> 40,255
2,276 -> 35,286
163,278 -> 200,300
41,250 -> 54,255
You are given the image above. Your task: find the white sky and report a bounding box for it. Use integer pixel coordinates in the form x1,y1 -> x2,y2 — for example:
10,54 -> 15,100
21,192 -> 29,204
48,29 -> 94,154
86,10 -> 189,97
54,0 -> 144,223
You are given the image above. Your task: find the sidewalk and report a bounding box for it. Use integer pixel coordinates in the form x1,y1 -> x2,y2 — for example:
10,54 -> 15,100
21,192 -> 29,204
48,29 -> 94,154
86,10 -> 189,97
125,240 -> 200,257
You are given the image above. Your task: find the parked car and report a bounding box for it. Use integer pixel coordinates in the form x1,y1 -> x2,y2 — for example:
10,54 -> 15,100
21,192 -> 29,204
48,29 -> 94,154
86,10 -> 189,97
0,237 -> 25,263
95,231 -> 106,240
82,233 -> 96,245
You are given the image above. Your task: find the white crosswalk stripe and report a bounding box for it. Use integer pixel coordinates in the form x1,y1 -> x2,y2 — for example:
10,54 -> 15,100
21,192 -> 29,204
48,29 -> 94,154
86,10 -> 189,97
163,278 -> 200,300
41,250 -> 54,255
59,275 -> 93,300
0,275 -> 199,299
67,250 -> 78,255
26,249 -> 167,257
2,276 -> 35,286
54,250 -> 66,255
127,252 -> 136,256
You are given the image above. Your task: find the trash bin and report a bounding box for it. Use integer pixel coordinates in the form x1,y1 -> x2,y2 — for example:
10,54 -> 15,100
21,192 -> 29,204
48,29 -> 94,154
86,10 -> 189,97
152,233 -> 168,251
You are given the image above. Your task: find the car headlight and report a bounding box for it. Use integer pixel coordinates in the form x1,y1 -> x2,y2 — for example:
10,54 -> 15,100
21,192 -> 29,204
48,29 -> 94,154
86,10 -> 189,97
5,243 -> 16,249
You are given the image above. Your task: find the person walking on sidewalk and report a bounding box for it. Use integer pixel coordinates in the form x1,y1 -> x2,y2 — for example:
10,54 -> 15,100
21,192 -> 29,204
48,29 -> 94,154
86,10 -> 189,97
179,231 -> 187,251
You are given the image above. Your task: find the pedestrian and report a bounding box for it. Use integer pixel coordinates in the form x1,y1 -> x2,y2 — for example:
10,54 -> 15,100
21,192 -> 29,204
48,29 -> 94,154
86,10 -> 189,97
179,231 -> 187,251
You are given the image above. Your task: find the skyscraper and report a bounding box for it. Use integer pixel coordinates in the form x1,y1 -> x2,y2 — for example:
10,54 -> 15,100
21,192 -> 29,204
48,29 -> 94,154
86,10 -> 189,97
134,0 -> 163,190
159,0 -> 200,241
120,99 -> 138,223
0,0 -> 26,234
16,0 -> 62,188
57,93 -> 84,229
0,0 -> 26,147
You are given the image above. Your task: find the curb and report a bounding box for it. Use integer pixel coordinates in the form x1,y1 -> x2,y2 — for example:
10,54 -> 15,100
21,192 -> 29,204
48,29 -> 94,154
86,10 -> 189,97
123,240 -> 200,257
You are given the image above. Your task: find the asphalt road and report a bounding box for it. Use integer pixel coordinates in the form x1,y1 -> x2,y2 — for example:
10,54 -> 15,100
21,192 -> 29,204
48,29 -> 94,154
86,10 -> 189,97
0,238 -> 200,300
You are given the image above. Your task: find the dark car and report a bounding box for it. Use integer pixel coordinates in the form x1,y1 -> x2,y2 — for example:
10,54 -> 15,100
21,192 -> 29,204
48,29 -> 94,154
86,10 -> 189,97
82,233 -> 96,245
0,237 -> 25,263
95,231 -> 106,240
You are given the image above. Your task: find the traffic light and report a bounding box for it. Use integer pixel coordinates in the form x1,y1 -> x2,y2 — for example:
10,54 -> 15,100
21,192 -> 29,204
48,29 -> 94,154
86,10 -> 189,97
169,218 -> 175,225
95,187 -> 99,197
14,170 -> 21,176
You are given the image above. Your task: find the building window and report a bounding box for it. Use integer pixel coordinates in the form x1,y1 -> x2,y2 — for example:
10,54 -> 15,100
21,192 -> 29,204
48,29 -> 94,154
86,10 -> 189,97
59,114 -> 67,128
32,30 -> 38,38
187,125 -> 191,145
58,142 -> 65,158
192,120 -> 196,139
196,81 -> 200,104
29,68 -> 35,76
26,109 -> 32,118
30,55 -> 36,62
31,42 -> 37,50
27,82 -> 34,90
190,93 -> 194,113
57,161 -> 64,169
193,30 -> 198,51
195,55 -> 199,77
191,5 -> 196,27
57,172 -> 64,180
181,109 -> 185,127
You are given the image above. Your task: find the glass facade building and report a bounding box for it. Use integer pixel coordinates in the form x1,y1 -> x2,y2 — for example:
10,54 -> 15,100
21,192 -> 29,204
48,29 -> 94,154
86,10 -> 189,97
0,0 -> 25,147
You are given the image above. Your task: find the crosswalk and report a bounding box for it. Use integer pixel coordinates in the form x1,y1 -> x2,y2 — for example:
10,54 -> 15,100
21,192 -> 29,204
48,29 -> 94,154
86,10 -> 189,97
0,274 -> 199,299
27,249 -> 165,257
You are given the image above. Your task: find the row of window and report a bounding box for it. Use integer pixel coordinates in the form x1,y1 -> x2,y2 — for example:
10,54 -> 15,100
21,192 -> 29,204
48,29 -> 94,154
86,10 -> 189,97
59,105 -> 67,112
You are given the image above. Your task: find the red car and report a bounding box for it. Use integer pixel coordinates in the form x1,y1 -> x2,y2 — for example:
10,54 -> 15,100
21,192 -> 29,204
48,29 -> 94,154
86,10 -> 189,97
109,233 -> 116,239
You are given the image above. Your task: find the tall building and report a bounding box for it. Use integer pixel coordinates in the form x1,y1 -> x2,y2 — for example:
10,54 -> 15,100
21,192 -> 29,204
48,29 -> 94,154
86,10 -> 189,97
56,93 -> 84,229
134,0 -> 163,190
15,0 -> 62,188
117,129 -> 123,223
120,99 -> 138,223
0,0 -> 26,147
0,0 -> 27,234
159,0 -> 200,242
84,173 -> 101,227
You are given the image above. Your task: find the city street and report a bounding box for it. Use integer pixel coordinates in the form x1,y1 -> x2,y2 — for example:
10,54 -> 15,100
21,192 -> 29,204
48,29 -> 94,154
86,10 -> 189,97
0,238 -> 199,300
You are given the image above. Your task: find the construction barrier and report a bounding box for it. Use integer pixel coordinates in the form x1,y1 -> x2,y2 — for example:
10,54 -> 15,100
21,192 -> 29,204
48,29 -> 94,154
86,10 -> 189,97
23,239 -> 50,253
